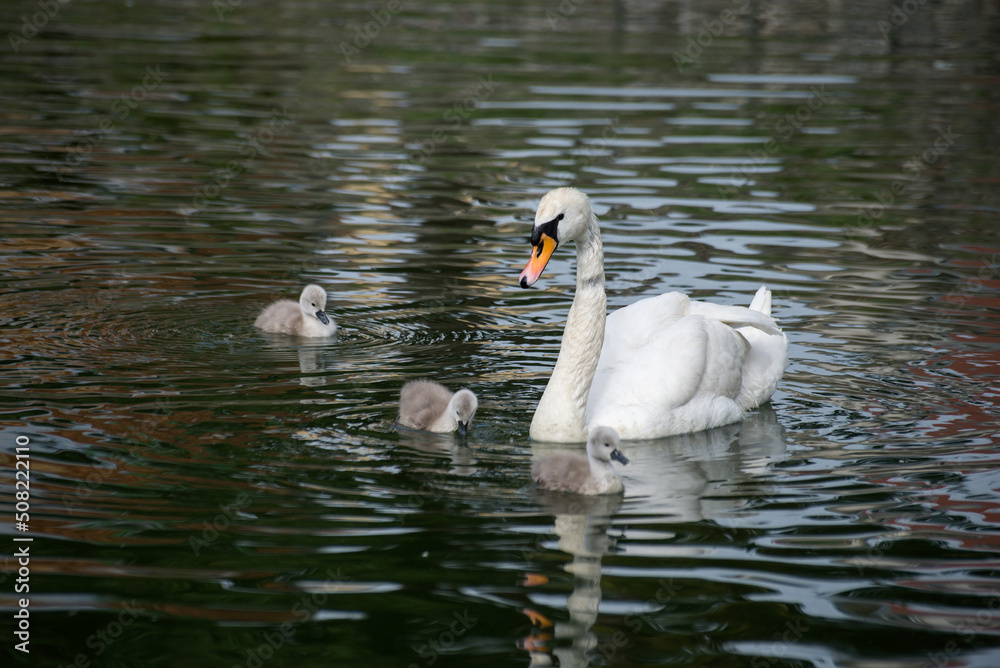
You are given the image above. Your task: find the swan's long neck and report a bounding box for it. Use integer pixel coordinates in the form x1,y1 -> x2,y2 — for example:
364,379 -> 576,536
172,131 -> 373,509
530,217 -> 606,443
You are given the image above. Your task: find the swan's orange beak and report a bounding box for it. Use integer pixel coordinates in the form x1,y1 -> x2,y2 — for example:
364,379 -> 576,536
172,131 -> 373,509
519,232 -> 557,288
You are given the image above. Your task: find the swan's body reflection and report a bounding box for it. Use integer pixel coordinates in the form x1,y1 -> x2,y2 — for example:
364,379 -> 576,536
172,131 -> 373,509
624,404 -> 786,522
294,340 -> 331,387
396,430 -> 477,477
259,336 -> 334,387
521,406 -> 786,665
522,493 -> 621,667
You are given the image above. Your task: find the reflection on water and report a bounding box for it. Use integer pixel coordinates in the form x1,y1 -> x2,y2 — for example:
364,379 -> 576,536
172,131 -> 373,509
523,494 -> 622,668
396,429 -> 480,478
1,0 -> 999,666
621,405 -> 788,523
259,336 -> 337,388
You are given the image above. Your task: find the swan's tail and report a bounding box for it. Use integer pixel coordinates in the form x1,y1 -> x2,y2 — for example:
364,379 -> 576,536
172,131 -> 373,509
735,285 -> 788,410
749,285 -> 772,316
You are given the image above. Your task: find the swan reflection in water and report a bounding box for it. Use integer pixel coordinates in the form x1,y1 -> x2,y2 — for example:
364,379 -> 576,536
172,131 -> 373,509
520,492 -> 622,668
258,336 -> 334,387
395,429 -> 478,478
520,405 -> 787,666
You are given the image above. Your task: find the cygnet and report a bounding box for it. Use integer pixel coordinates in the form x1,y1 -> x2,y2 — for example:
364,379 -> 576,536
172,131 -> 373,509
531,426 -> 628,495
397,380 -> 478,436
254,285 -> 337,337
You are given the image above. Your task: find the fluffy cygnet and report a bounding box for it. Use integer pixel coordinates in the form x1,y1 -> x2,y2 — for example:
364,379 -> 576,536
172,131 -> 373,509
397,380 -> 478,436
531,426 -> 629,495
254,285 -> 337,337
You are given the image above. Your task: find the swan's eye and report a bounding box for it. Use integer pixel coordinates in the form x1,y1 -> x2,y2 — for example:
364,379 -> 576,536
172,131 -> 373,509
531,215 -> 561,246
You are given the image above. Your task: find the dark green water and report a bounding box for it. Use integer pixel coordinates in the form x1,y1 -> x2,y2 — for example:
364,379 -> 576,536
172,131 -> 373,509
2,1 -> 999,666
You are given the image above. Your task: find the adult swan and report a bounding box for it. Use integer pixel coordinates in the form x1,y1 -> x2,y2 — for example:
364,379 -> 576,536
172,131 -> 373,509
518,187 -> 788,443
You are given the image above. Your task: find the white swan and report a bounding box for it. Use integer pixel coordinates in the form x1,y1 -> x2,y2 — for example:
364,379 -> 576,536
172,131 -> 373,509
518,187 -> 788,443
397,380 -> 478,436
532,426 -> 629,495
254,285 -> 337,337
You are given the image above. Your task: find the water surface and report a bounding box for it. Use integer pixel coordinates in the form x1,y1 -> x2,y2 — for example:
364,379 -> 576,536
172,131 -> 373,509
1,1 -> 999,667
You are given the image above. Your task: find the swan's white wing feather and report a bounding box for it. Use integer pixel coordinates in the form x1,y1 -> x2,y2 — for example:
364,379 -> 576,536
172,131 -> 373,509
601,292 -> 690,347
687,300 -> 782,335
589,310 -> 708,416
585,291 -> 785,439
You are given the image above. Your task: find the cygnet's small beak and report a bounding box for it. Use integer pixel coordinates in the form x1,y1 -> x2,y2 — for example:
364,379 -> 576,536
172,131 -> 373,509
457,421 -> 469,437
315,310 -> 330,325
519,232 -> 558,289
610,449 -> 629,465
